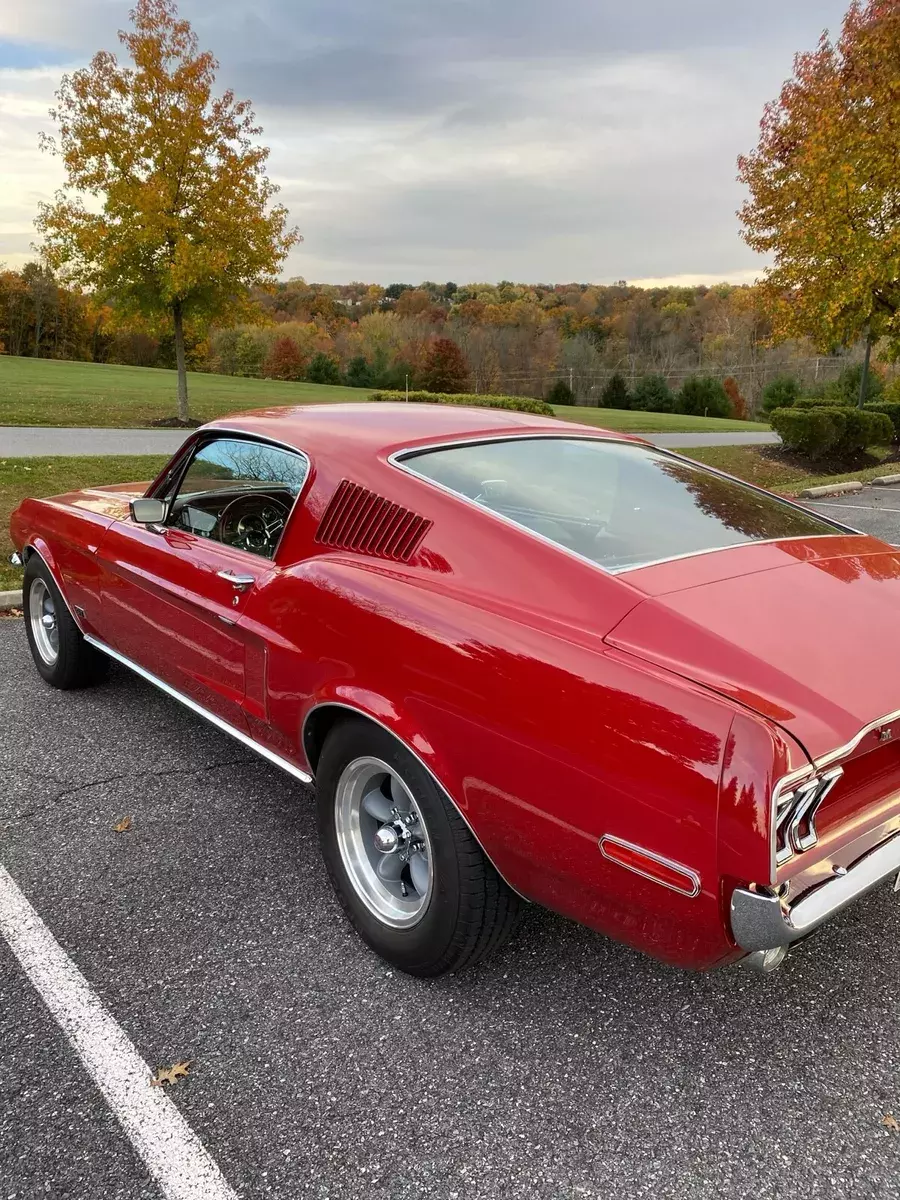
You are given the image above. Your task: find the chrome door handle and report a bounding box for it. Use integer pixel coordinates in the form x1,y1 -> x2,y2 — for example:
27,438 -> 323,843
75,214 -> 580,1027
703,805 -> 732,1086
216,570 -> 255,591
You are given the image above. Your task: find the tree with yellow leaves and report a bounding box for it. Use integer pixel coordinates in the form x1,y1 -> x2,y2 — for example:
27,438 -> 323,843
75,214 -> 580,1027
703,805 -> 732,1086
36,0 -> 300,421
738,1 -> 900,405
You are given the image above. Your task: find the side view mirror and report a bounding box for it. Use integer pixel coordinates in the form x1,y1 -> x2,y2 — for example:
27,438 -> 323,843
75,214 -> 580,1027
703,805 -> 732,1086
130,498 -> 168,525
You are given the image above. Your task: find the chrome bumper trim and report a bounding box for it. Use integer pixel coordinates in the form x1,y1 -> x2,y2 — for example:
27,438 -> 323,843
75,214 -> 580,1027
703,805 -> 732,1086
731,832 -> 900,951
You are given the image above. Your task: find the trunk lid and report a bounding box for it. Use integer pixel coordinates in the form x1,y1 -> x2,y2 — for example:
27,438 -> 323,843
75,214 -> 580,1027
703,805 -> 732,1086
607,534 -> 900,872
606,534 -> 900,762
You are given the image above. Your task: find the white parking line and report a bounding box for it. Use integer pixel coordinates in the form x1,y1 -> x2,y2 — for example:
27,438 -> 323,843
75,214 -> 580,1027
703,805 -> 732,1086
811,502 -> 900,513
0,864 -> 238,1200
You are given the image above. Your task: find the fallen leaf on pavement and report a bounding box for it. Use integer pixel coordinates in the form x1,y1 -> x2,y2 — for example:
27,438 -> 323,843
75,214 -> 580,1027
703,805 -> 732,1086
112,816 -> 132,833
151,1061 -> 192,1088
882,1114 -> 899,1132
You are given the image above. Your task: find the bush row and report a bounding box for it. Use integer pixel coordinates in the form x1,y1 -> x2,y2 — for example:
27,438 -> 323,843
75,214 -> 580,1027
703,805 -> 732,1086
548,372 -> 745,418
769,405 -> 893,459
761,364 -> 896,413
370,390 -> 555,416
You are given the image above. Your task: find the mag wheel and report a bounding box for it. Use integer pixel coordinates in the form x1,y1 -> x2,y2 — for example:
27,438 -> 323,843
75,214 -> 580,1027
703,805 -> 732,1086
22,556 -> 109,690
316,716 -> 520,976
334,756 -> 434,928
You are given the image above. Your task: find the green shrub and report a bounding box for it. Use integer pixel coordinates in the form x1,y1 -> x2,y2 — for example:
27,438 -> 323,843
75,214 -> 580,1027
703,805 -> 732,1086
345,355 -> 374,388
770,405 -> 892,459
306,352 -> 342,384
761,376 -> 801,412
546,379 -> 575,405
370,390 -> 554,416
631,374 -> 674,412
825,362 -> 884,405
769,407 -> 836,458
794,397 -> 854,410
676,375 -> 733,418
600,372 -> 630,409
865,400 -> 900,441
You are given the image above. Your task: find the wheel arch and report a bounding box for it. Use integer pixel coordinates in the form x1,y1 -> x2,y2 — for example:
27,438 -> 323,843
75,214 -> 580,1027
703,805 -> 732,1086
21,540 -> 84,631
301,699 -> 527,901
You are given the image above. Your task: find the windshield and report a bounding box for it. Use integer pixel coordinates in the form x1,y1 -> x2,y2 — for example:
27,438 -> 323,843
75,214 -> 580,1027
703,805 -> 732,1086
400,436 -> 845,573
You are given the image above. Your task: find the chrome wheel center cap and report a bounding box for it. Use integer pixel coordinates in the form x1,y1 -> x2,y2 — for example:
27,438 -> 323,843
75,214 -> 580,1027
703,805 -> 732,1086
374,824 -> 400,854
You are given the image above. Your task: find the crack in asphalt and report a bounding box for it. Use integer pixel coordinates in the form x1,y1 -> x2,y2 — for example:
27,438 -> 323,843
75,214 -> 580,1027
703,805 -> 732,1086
9,760 -> 253,823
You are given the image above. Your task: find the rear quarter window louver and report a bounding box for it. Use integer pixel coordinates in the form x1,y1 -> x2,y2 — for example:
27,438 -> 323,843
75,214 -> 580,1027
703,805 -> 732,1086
315,479 -> 432,562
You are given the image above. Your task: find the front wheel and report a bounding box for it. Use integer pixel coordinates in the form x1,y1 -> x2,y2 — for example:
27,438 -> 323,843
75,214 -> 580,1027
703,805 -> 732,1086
22,556 -> 109,689
316,717 -> 520,976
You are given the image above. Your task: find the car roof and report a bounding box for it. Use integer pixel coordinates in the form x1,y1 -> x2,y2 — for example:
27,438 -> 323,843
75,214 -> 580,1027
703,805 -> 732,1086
203,401 -> 637,460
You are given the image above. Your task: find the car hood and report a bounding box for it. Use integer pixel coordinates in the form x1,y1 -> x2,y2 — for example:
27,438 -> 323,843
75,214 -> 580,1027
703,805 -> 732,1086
606,535 -> 900,763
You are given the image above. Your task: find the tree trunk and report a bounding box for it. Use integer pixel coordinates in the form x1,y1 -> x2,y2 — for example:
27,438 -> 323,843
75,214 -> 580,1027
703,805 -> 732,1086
858,322 -> 873,409
173,301 -> 189,422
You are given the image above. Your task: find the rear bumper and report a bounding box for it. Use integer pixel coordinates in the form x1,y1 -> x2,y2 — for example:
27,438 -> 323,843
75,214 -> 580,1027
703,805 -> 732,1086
731,832 -> 900,951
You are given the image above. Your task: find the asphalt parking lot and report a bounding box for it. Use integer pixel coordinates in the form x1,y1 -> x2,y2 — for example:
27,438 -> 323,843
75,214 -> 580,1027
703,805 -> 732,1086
805,485 -> 900,543
3,609 -> 900,1200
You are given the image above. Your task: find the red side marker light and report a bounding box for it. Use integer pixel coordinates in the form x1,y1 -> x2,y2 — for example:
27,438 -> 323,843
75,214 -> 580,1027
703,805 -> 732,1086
599,835 -> 701,898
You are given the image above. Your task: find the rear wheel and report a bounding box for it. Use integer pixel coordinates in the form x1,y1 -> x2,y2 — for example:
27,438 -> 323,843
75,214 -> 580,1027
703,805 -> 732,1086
23,556 -> 108,689
316,717 -> 520,976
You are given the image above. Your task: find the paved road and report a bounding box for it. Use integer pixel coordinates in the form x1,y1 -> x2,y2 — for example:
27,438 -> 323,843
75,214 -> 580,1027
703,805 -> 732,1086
0,426 -> 780,457
651,431 -> 780,448
0,426 -> 189,457
3,622 -> 900,1199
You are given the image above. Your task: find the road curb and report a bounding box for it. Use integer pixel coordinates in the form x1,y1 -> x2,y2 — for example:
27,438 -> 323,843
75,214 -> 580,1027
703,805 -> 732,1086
871,474 -> 900,486
799,481 -> 864,499
0,590 -> 23,612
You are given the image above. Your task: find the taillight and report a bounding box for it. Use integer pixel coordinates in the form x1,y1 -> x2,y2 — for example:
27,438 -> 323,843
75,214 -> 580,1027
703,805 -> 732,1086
774,768 -> 843,865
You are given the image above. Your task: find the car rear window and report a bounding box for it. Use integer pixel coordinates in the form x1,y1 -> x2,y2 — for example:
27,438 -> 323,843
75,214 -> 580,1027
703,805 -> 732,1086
399,436 -> 845,573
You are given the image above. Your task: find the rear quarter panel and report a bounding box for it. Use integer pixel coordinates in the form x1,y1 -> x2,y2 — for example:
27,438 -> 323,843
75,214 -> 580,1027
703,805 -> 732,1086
246,555 -> 750,968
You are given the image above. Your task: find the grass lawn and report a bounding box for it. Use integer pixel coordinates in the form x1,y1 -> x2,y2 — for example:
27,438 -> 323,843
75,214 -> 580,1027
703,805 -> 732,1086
551,405 -> 770,434
0,356 -> 771,434
680,444 -> 898,495
0,455 -> 168,592
0,356 -> 367,427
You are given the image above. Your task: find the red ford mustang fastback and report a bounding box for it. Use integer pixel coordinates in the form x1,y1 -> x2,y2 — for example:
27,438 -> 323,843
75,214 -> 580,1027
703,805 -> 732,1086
10,402 -> 900,976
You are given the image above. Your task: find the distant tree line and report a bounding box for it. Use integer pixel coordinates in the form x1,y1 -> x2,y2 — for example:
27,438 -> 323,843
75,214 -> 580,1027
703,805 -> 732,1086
1,266 -> 888,415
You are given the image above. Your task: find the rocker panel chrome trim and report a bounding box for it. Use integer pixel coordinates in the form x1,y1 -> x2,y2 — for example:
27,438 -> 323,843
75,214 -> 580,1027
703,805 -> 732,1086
83,635 -> 313,784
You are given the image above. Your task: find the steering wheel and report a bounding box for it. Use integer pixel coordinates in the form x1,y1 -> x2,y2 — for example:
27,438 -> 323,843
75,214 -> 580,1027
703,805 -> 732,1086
216,493 -> 290,557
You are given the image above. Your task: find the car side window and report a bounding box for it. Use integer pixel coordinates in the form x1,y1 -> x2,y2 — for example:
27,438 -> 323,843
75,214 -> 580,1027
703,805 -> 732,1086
166,437 -> 309,559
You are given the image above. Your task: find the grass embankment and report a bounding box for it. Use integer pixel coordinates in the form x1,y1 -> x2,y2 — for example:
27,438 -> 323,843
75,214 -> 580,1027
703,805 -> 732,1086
0,356 -> 771,434
0,357 -> 366,427
0,456 -> 168,591
553,405 -> 770,434
681,444 -> 898,495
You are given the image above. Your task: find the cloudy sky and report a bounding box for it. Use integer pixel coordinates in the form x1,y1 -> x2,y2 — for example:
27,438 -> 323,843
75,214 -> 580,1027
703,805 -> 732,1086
1,0 -> 848,287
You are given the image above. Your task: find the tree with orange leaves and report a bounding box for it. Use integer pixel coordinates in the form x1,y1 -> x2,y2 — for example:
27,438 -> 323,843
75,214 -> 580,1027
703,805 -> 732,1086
35,0 -> 300,421
738,1 -> 900,404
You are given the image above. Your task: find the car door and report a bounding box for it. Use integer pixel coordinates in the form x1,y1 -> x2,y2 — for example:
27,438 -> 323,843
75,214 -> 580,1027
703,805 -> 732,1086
97,435 -> 309,730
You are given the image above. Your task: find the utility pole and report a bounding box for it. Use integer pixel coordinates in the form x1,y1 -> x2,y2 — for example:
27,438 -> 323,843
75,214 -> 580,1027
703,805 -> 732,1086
405,374 -> 409,401
858,322 -> 872,409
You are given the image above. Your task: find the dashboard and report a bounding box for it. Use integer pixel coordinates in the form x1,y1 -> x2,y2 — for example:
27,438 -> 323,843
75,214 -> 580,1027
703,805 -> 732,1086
169,486 -> 294,558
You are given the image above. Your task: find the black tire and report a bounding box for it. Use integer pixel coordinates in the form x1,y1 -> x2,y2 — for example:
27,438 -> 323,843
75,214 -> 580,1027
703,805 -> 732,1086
22,555 -> 109,690
316,716 -> 520,976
